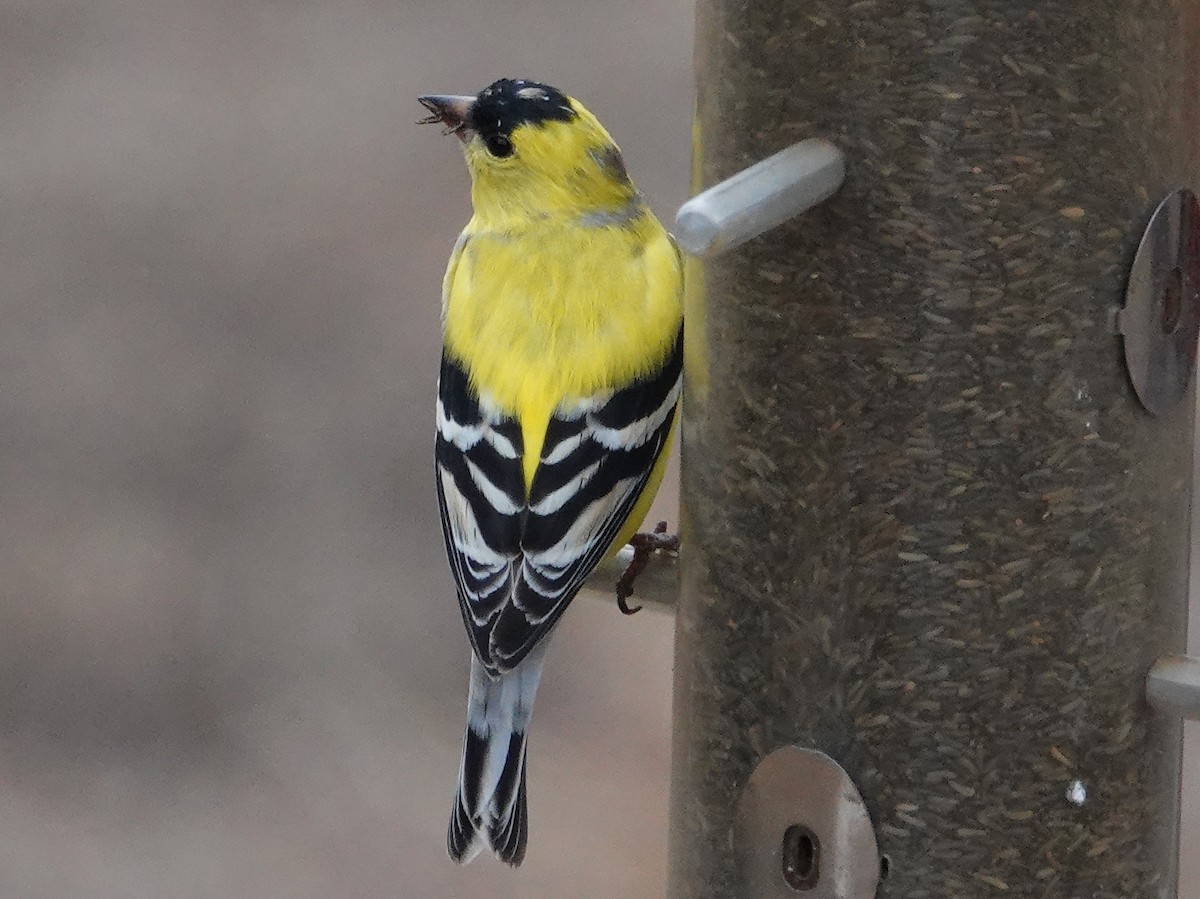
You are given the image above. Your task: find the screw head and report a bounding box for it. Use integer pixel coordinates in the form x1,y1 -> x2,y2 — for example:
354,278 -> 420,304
781,824 -> 820,890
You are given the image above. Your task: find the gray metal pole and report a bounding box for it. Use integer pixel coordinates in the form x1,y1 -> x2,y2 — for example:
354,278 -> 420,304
670,2 -> 1200,897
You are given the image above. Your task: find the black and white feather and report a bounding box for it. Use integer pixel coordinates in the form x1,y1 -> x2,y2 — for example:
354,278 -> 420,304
438,329 -> 681,865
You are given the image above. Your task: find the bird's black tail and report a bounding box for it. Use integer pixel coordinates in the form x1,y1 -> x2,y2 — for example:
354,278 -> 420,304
447,653 -> 542,866
448,726 -> 529,865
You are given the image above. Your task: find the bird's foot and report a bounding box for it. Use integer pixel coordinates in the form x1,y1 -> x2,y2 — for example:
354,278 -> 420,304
615,521 -> 679,615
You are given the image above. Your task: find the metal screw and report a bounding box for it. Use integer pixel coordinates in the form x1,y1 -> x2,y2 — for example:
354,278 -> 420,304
1146,655 -> 1200,719
673,138 -> 846,258
781,824 -> 820,891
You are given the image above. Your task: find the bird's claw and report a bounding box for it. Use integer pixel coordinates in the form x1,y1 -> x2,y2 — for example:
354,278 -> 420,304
615,521 -> 679,615
616,592 -> 642,616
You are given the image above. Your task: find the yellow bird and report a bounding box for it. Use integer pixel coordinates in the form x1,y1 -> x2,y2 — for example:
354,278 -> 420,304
419,78 -> 683,866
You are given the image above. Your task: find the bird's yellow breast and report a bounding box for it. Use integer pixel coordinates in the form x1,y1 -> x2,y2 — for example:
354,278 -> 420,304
443,212 -> 682,488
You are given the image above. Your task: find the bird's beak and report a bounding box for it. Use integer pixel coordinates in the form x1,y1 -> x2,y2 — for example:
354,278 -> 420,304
418,95 -> 476,143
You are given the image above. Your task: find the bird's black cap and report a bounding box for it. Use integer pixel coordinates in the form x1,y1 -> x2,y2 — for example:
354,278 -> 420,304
469,79 -> 576,142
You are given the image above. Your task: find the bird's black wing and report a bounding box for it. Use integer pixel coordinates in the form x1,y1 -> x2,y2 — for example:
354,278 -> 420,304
436,328 -> 682,675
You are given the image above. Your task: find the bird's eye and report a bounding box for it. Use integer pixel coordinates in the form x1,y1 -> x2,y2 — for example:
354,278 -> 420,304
486,134 -> 514,158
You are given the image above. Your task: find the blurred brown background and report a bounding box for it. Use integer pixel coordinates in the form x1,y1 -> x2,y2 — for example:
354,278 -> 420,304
0,1 -> 690,896
4,2 -> 1200,898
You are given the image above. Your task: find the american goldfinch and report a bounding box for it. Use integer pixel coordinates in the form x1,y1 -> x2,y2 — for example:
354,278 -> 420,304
419,78 -> 683,866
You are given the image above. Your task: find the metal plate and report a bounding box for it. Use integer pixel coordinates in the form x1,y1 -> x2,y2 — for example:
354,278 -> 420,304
1119,188 -> 1200,415
735,746 -> 880,898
